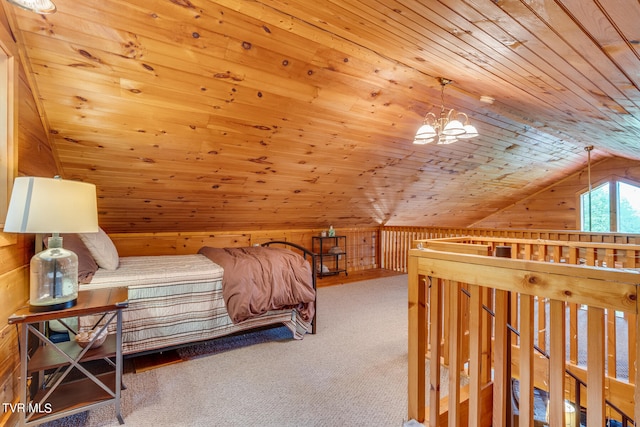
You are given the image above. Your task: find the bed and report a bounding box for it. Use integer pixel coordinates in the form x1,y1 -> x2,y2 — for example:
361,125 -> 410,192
63,229 -> 317,355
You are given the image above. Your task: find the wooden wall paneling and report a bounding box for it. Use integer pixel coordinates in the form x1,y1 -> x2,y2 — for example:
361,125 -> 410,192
0,323 -> 20,427
0,266 -> 29,427
473,158 -> 640,230
109,227 -> 380,272
0,4 -> 58,426
5,0 -> 640,235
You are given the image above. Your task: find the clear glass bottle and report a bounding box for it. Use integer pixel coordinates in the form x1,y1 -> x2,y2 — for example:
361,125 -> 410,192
29,235 -> 78,312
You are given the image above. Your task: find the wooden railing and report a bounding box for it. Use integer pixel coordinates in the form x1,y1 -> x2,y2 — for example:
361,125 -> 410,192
382,226 -> 640,273
408,238 -> 640,426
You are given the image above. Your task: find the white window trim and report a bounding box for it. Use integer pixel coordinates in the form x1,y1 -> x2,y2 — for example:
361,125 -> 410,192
0,20 -> 18,247
578,175 -> 640,232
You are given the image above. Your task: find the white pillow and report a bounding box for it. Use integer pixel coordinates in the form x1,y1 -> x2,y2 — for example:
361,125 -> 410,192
78,227 -> 120,270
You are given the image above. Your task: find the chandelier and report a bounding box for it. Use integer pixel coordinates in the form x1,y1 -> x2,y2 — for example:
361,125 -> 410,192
6,0 -> 56,13
413,77 -> 478,145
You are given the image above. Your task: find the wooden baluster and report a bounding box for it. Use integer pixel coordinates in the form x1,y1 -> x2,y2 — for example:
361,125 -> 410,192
568,246 -> 578,265
569,303 -> 578,365
605,248 -> 615,268
429,277 -> 443,426
568,247 -> 579,365
587,307 -> 605,426
634,312 -> 640,426
468,284 -> 483,425
493,289 -> 509,427
448,280 -> 462,427
481,287 -> 492,384
607,309 -> 617,378
548,299 -> 566,426
407,258 -> 426,422
629,312 -> 637,385
627,248 -> 639,268
443,282 -> 450,367
519,294 -> 535,426
524,243 -> 532,261
460,283 -> 470,373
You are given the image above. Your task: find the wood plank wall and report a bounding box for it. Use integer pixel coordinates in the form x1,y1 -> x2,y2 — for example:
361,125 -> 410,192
472,157 -> 640,230
0,5 -> 58,426
108,226 -> 379,275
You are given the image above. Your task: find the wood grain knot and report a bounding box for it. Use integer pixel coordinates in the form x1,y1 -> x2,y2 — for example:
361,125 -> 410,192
563,290 -> 572,297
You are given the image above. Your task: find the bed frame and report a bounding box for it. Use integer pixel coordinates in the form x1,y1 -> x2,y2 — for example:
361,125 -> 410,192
261,240 -> 317,334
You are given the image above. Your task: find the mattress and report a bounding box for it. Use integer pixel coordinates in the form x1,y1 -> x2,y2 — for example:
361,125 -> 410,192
78,254 -> 309,354
81,254 -> 224,289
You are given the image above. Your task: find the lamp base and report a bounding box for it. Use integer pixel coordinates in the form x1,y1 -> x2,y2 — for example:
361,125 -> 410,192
30,240 -> 79,313
29,297 -> 77,313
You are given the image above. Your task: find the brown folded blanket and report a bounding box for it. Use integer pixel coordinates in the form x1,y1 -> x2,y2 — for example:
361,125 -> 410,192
198,246 -> 316,324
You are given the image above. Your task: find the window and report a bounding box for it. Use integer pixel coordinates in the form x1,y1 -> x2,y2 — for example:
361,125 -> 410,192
0,47 -> 11,226
581,182 -> 610,232
618,181 -> 640,233
0,26 -> 18,247
580,179 -> 640,232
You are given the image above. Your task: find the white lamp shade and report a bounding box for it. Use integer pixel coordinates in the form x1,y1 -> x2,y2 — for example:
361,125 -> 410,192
442,119 -> 465,136
7,0 -> 56,13
4,177 -> 98,233
413,137 -> 434,145
415,124 -> 437,139
457,124 -> 479,139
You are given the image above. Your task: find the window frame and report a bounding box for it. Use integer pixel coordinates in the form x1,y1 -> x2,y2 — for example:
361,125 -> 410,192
578,175 -> 640,233
0,19 -> 18,247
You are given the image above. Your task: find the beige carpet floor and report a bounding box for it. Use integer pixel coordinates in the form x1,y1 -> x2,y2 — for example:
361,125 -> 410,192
39,274 -> 435,427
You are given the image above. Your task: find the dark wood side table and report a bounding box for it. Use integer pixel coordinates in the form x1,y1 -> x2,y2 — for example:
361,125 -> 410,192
8,287 -> 129,426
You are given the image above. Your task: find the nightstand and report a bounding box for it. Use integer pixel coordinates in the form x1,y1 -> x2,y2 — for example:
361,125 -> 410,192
312,235 -> 348,278
8,287 -> 129,426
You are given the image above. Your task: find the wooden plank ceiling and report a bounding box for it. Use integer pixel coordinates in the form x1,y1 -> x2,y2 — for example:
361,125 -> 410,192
4,0 -> 640,232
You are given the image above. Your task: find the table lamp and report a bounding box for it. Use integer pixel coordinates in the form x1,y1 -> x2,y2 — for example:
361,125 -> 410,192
3,176 -> 98,312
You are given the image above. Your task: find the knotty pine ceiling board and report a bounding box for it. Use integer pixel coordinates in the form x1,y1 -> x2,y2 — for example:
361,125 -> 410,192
5,0 -> 640,232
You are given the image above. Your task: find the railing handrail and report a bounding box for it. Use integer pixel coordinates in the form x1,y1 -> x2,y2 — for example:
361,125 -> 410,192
416,235 -> 640,251
414,247 -> 639,312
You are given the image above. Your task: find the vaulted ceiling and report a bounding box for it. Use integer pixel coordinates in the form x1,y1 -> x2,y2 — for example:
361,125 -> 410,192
4,0 -> 640,232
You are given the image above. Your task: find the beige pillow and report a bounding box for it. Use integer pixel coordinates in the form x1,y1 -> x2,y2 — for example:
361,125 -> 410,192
78,227 -> 119,270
